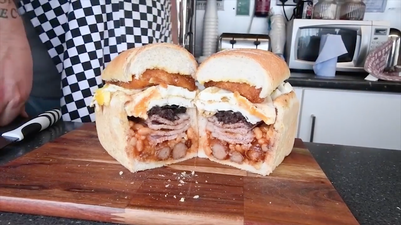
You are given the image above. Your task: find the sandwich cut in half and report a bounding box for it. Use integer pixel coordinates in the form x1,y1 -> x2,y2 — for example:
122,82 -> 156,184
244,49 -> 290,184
195,49 -> 300,176
91,43 -> 199,173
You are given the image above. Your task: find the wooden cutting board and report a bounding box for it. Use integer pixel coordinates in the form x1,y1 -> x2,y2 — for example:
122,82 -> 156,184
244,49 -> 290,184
0,123 -> 358,225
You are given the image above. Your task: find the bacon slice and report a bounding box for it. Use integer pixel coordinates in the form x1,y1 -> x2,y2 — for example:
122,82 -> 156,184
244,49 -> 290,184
146,114 -> 190,145
206,116 -> 254,144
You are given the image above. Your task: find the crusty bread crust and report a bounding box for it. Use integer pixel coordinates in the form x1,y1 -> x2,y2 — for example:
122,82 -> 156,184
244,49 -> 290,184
95,92 -> 198,173
101,43 -> 198,82
197,91 -> 299,176
195,49 -> 290,98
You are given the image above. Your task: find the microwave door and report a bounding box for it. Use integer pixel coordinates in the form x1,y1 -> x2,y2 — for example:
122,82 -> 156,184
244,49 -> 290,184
356,26 -> 371,66
353,34 -> 362,66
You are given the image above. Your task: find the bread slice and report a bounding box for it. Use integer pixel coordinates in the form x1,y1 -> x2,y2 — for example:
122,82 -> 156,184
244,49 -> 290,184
198,91 -> 299,176
101,43 -> 198,82
195,49 -> 290,98
95,90 -> 198,173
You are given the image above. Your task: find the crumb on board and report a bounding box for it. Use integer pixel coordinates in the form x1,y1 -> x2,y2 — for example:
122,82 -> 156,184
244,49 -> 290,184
165,194 -> 168,197
179,180 -> 185,184
193,195 -> 199,199
180,197 -> 185,202
119,171 -> 123,176
191,171 -> 195,175
165,184 -> 170,188
173,195 -> 177,199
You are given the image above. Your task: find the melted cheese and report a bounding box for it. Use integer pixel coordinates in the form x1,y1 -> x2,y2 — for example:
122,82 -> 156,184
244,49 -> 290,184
195,82 -> 294,125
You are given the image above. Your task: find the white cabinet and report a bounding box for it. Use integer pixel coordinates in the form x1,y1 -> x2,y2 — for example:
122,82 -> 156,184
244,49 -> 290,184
297,88 -> 401,150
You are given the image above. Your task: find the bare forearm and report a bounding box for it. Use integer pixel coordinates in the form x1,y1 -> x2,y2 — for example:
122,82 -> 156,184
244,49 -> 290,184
0,0 -> 26,37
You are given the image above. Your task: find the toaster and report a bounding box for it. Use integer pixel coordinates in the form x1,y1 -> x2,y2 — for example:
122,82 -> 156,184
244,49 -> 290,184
218,33 -> 271,51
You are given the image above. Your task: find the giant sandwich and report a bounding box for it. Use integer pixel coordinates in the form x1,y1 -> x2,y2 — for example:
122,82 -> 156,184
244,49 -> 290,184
91,43 -> 199,172
195,49 -> 300,176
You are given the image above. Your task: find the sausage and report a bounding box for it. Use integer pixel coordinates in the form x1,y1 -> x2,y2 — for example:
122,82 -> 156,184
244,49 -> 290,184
230,151 -> 244,164
156,147 -> 171,160
245,145 -> 263,161
210,140 -> 228,160
172,142 -> 188,159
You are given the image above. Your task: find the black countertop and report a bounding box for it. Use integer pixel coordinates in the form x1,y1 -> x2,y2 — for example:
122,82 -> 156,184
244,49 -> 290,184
287,71 -> 401,93
0,121 -> 401,225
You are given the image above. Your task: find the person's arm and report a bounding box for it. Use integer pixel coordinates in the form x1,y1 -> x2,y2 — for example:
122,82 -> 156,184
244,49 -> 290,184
0,0 -> 33,126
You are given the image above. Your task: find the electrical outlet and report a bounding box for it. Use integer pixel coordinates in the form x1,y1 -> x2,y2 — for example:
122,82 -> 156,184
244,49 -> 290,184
276,0 -> 298,6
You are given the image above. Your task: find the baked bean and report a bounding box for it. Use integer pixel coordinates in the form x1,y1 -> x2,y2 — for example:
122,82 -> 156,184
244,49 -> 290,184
138,127 -> 152,135
136,139 -> 144,152
140,135 -> 147,140
258,139 -> 265,145
129,137 -> 137,147
261,144 -> 269,152
133,123 -> 144,131
185,139 -> 192,148
235,144 -> 242,152
187,127 -> 195,140
229,144 -> 235,151
253,127 -> 263,140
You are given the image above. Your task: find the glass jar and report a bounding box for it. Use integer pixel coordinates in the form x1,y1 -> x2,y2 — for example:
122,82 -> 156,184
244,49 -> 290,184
313,0 -> 338,20
338,0 -> 366,20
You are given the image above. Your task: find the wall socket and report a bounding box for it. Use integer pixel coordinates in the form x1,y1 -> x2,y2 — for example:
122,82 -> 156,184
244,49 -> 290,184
276,0 -> 299,6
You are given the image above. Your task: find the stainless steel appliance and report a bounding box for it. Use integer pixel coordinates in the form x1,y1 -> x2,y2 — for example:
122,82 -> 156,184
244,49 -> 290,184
175,0 -> 196,54
219,33 -> 271,51
286,19 -> 390,72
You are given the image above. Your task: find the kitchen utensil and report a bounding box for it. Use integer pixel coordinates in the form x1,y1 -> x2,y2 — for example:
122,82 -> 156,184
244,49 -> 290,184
0,109 -> 61,149
0,123 -> 359,225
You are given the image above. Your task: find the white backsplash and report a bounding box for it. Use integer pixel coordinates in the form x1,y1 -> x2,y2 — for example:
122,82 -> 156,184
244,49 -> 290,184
194,0 -> 401,57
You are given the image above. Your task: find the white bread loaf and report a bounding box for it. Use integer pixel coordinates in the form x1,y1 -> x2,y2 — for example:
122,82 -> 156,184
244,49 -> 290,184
195,49 -> 300,176
93,43 -> 199,173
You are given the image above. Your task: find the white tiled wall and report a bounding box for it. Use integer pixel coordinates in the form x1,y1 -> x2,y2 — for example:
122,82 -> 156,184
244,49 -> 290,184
194,0 -> 401,57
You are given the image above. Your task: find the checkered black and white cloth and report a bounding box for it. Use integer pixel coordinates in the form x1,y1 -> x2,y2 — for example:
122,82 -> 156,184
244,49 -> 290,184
17,0 -> 172,122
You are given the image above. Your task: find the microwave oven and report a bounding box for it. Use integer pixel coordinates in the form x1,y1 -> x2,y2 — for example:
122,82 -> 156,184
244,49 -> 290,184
285,19 -> 390,72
